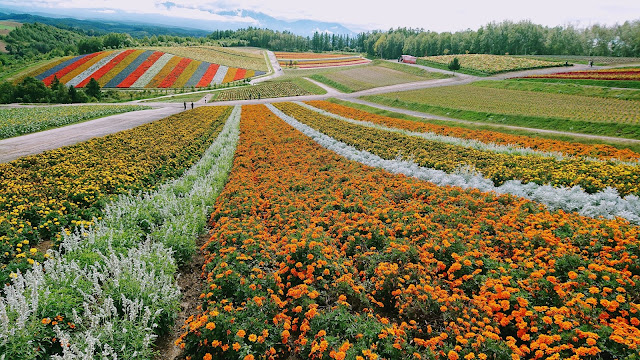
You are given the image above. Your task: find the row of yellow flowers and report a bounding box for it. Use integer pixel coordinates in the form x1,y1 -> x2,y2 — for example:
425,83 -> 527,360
306,101 -> 640,162
178,104 -> 639,360
275,102 -> 640,196
0,106 -> 231,285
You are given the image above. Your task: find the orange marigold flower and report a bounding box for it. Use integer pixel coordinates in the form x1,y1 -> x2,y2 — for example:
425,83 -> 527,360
203,353 -> 212,360
244,355 -> 255,360
233,342 -> 241,351
206,322 -> 216,330
237,329 -> 246,338
248,334 -> 257,342
448,350 -> 459,360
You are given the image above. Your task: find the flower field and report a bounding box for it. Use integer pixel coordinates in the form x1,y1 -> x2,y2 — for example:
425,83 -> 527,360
365,85 -> 640,128
0,106 -> 231,285
28,50 -> 266,89
275,52 -> 371,69
306,100 -> 640,162
177,104 -> 640,360
149,46 -> 269,72
420,54 -> 563,74
0,106 -> 240,359
212,82 -> 311,102
0,104 -> 147,139
274,102 -> 640,197
523,68 -> 640,81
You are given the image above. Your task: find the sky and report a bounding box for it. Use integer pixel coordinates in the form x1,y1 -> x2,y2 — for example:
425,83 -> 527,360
1,0 -> 639,32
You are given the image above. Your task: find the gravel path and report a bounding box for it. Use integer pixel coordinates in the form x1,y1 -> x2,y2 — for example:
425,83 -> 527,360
0,105 -> 183,163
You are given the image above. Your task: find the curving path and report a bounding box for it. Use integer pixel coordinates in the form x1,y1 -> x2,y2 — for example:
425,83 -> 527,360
2,59 -> 639,163
0,105 -> 183,163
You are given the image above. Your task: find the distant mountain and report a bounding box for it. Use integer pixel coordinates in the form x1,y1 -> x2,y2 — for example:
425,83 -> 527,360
0,5 -> 357,37
0,12 -> 211,38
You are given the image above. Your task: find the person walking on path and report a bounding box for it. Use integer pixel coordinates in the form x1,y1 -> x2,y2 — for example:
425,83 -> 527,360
191,102 -> 194,109
183,102 -> 187,110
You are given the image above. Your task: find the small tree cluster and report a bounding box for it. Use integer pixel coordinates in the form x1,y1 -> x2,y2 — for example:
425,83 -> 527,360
0,77 -> 102,104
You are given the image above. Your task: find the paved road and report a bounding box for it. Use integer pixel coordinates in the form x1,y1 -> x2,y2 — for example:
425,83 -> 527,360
0,106 -> 183,163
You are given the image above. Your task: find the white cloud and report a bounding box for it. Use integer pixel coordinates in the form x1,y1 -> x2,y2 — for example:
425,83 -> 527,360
2,0 -> 639,31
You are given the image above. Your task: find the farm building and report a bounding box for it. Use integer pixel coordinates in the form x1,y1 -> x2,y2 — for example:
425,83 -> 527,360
399,55 -> 417,64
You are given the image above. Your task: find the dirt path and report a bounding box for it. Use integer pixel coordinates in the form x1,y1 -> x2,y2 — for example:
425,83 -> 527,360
0,105 -> 183,163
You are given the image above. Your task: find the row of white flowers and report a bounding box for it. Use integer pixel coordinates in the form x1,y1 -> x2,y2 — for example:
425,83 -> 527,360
297,101 -> 640,166
0,105 -> 241,359
267,104 -> 640,224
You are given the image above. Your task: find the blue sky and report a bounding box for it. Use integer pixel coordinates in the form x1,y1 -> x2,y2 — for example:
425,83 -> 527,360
1,0 -> 638,32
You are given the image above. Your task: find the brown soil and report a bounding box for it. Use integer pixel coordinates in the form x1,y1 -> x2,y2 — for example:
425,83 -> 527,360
154,232 -> 209,360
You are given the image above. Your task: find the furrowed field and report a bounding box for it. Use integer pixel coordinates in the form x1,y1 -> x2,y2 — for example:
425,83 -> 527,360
176,104 -> 640,360
0,106 -> 231,284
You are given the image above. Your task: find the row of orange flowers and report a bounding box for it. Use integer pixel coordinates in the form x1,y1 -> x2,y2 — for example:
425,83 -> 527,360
306,101 -> 640,162
177,104 -> 640,360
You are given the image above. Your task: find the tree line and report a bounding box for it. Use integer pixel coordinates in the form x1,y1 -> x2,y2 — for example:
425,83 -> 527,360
0,77 -> 102,104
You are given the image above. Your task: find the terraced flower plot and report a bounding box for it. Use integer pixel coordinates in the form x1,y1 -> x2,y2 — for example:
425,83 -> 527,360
275,52 -> 371,68
28,50 -> 267,88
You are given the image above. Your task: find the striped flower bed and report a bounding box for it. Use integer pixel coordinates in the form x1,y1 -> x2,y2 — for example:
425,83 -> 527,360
28,50 -> 266,89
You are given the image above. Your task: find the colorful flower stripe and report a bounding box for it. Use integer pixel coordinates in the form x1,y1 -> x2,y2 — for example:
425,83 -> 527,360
178,104 -> 640,360
58,51 -> 114,85
232,68 -> 246,81
222,67 -> 238,84
158,57 -> 192,88
146,55 -> 182,88
211,65 -> 228,85
97,49 -> 146,87
254,70 -> 266,76
32,56 -> 77,81
245,69 -> 255,78
171,59 -> 201,88
185,62 -> 211,87
75,50 -> 136,88
306,100 -> 640,162
525,68 -> 640,81
294,59 -> 372,69
106,50 -> 154,88
196,64 -> 220,87
132,53 -> 174,88
67,51 -> 122,87
116,51 -> 164,88
274,102 -> 640,197
43,53 -> 100,86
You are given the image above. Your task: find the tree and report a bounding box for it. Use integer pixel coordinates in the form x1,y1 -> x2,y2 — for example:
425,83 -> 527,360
85,78 -> 102,100
448,57 -> 461,72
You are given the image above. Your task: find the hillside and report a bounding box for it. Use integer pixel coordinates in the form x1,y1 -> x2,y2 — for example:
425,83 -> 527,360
26,49 -> 267,88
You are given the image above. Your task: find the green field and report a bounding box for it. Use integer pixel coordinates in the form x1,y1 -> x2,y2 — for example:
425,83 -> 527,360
418,54 -> 564,76
511,77 -> 640,89
472,80 -> 640,100
517,54 -> 640,66
211,81 -> 313,101
362,85 -> 640,139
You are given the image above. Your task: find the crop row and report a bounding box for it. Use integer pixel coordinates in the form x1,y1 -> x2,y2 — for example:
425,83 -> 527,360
0,106 -> 232,285
178,104 -> 640,360
213,82 -> 311,102
420,54 -> 563,74
29,50 -> 266,89
0,106 -> 241,359
306,100 -> 640,162
0,104 -> 147,139
369,85 -> 640,125
275,102 -> 640,197
524,68 -> 640,81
